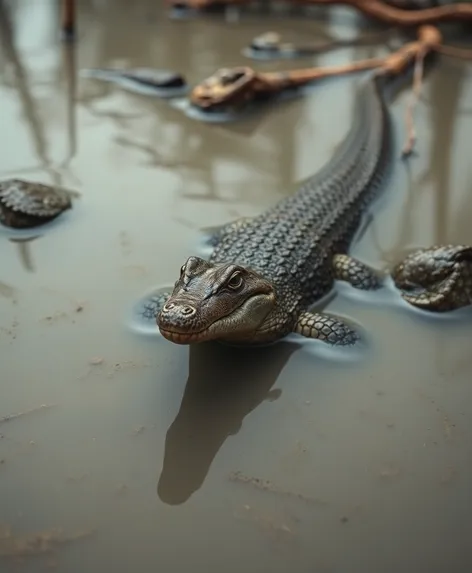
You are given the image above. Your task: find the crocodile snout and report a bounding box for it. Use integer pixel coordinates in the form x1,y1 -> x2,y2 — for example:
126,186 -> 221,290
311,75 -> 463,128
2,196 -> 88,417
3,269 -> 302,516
161,301 -> 196,317
157,299 -> 203,343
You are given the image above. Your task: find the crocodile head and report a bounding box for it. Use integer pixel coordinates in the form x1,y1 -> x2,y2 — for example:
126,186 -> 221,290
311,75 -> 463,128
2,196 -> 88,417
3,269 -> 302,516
157,256 -> 277,344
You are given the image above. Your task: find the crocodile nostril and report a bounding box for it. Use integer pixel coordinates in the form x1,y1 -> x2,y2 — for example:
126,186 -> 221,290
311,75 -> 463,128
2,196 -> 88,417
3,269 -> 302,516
181,305 -> 195,316
163,302 -> 175,312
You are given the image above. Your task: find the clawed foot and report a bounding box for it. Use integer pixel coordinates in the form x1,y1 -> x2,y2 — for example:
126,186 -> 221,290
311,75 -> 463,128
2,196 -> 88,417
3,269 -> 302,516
391,245 -> 472,312
130,287 -> 171,333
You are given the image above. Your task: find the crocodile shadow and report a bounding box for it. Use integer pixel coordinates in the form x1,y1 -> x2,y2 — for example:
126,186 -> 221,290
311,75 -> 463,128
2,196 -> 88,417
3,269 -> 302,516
157,340 -> 300,505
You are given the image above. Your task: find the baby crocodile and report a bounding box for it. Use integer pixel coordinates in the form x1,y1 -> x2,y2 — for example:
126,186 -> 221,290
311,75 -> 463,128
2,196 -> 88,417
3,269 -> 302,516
0,179 -> 73,229
139,69 -> 472,346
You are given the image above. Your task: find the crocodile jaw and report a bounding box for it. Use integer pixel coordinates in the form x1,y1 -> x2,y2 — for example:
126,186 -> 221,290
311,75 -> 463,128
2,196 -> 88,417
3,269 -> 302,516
158,291 -> 276,344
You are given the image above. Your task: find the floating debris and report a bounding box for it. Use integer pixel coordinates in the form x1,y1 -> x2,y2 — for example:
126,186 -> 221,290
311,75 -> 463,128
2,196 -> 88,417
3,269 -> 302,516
66,473 -> 89,484
132,425 -> 146,436
187,59 -> 383,121
233,504 -> 294,541
0,404 -> 57,426
0,523 -> 93,559
106,360 -> 150,379
80,67 -> 189,98
0,179 -> 74,229
228,470 -> 327,506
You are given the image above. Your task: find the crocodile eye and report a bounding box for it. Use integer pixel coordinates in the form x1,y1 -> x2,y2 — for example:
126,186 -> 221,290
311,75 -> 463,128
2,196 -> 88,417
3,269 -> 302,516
180,264 -> 185,276
227,272 -> 243,290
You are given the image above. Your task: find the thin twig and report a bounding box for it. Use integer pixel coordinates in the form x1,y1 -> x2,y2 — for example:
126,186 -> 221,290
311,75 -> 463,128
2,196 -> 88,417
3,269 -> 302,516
402,46 -> 427,158
437,43 -> 472,61
0,404 -> 57,425
61,0 -> 76,42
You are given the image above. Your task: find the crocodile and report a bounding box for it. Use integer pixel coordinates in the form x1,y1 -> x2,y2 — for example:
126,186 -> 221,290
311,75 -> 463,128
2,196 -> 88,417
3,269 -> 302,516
137,67 -> 472,346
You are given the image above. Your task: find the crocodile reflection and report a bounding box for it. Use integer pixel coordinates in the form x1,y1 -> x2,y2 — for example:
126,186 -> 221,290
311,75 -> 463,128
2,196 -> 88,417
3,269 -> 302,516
157,340 -> 299,505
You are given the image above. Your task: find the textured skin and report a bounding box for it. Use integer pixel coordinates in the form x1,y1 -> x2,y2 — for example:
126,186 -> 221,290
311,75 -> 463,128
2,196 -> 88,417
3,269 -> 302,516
294,312 -> 360,345
205,75 -> 390,290
0,179 -> 72,229
332,254 -> 383,290
150,71 -> 393,347
139,69 -> 472,345
392,245 -> 472,311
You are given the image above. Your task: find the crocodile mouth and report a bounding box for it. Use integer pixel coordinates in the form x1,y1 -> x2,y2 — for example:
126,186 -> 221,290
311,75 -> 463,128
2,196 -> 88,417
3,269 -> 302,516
157,291 -> 275,344
158,327 -> 208,344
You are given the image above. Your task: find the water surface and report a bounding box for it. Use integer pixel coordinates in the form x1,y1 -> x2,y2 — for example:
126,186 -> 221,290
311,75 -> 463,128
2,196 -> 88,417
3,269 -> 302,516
1,2 -> 472,572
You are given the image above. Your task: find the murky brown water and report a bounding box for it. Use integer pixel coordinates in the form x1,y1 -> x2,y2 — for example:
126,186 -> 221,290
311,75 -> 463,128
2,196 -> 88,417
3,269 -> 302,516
1,1 -> 472,572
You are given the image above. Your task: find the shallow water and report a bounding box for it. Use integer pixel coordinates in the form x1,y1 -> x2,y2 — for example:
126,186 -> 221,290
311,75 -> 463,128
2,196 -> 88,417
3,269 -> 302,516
1,1 -> 472,572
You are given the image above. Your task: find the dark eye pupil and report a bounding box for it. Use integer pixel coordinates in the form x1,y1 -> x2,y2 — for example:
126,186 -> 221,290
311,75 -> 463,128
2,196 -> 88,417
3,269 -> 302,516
229,274 -> 241,287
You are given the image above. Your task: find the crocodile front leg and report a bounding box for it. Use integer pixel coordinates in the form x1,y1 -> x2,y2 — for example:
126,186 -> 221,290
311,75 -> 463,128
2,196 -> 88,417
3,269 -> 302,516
333,254 -> 383,290
294,311 -> 360,346
132,287 -> 171,323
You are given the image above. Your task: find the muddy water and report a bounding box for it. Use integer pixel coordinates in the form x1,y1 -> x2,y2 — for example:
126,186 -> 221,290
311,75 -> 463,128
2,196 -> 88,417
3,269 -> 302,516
1,1 -> 472,572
